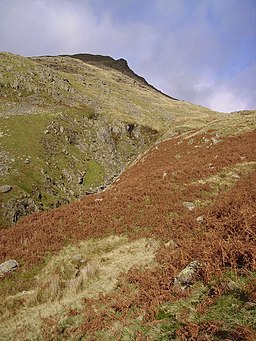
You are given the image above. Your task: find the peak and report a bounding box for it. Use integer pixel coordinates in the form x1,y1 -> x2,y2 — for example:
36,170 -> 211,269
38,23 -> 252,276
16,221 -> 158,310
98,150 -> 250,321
66,53 -> 177,101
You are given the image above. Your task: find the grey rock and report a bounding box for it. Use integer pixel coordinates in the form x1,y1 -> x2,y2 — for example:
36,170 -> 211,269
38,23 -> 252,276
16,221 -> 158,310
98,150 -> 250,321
3,195 -> 39,223
0,185 -> 12,193
211,137 -> 219,144
0,259 -> 19,277
196,215 -> 205,223
182,201 -> 196,211
78,176 -> 83,185
174,260 -> 202,289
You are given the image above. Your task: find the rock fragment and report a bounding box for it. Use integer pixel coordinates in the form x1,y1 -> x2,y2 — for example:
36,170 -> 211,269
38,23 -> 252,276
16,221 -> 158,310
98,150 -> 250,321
0,259 -> 19,277
182,201 -> 195,211
196,215 -> 205,223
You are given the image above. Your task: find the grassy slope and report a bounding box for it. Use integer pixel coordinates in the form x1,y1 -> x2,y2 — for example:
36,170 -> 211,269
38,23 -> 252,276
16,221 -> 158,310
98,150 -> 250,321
0,126 -> 255,340
1,52 -> 230,227
0,52 -> 256,339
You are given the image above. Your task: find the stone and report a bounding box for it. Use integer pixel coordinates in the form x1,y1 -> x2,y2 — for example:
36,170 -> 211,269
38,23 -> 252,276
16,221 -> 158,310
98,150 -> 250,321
211,137 -> 219,144
196,215 -> 205,223
94,198 -> 103,202
0,185 -> 12,193
78,177 -> 83,184
0,259 -> 19,277
182,201 -> 196,211
164,240 -> 177,248
162,171 -> 167,179
174,260 -> 202,289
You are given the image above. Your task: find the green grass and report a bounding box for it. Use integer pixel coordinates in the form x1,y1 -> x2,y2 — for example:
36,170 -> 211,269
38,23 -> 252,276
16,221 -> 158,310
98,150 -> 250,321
154,271 -> 256,340
84,160 -> 105,189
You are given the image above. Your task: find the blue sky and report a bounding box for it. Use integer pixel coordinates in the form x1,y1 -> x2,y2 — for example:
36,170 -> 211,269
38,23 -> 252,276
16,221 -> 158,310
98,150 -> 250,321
0,0 -> 255,112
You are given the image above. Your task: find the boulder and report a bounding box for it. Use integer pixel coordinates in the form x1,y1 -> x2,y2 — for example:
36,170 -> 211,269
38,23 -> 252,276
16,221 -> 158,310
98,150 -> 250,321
0,185 -> 12,193
0,260 -> 19,277
182,201 -> 195,211
196,215 -> 205,223
174,260 -> 202,289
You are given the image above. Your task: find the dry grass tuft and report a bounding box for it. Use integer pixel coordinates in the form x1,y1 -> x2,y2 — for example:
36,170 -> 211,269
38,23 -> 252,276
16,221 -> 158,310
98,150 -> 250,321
0,236 -> 158,340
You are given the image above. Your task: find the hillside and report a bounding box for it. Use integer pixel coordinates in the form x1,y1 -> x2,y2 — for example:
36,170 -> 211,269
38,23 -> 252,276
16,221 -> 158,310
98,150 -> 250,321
0,52 -> 226,227
0,52 -> 256,340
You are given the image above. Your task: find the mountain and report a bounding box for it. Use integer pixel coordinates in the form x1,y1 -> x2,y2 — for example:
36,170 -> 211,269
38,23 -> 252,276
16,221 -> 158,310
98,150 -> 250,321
0,52 -> 224,227
0,52 -> 255,340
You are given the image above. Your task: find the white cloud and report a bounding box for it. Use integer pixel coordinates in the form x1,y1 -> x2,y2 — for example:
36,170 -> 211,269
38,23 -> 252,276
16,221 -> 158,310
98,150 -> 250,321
208,89 -> 247,113
0,0 -> 255,112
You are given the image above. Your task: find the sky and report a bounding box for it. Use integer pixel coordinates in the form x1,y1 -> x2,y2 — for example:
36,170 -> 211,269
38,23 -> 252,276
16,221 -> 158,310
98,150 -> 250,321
0,0 -> 255,112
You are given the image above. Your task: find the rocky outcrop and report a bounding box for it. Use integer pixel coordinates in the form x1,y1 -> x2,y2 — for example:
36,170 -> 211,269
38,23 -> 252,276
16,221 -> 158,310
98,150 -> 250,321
0,110 -> 158,226
3,195 -> 39,223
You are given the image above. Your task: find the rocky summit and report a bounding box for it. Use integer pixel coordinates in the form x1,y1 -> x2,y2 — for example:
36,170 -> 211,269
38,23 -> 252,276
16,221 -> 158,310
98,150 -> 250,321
0,52 -> 255,340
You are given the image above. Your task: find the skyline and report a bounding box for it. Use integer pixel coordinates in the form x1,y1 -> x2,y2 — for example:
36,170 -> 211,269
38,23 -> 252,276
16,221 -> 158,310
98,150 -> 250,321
0,0 -> 255,112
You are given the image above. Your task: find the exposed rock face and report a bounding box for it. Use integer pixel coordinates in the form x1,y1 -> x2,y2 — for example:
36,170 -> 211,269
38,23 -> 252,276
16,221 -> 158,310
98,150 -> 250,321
0,112 -> 158,226
174,260 -> 202,289
0,259 -> 19,277
0,151 -> 15,176
3,195 -> 39,223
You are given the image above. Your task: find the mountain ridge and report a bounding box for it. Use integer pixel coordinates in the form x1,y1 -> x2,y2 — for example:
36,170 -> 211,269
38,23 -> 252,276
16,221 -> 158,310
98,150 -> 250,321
62,53 -> 178,100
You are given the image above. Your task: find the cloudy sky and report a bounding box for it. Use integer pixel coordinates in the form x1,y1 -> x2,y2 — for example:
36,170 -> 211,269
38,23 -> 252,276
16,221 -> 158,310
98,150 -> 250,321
0,0 -> 255,112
